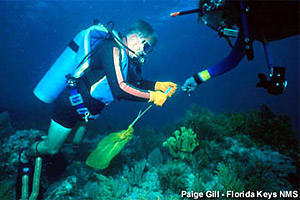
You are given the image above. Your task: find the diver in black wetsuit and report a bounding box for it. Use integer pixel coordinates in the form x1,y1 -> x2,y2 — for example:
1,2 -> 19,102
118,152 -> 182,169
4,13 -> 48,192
16,20 -> 177,199
179,0 -> 299,95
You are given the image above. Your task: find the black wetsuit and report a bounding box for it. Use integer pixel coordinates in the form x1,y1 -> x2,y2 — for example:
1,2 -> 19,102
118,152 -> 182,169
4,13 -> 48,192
53,38 -> 155,128
199,0 -> 299,81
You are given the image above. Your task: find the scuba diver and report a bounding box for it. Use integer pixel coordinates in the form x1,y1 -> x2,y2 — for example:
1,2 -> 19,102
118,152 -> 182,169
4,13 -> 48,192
16,20 -> 177,199
177,0 -> 299,95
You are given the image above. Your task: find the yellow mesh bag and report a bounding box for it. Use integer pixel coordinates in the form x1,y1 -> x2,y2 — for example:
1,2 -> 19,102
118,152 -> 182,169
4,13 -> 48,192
86,125 -> 133,170
85,88 -> 172,170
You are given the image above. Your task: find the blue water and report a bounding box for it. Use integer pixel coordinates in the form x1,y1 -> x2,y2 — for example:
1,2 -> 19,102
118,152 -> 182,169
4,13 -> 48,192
0,0 -> 299,134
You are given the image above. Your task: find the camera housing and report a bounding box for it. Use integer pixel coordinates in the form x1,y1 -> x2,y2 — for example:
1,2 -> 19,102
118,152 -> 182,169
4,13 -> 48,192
256,66 -> 287,95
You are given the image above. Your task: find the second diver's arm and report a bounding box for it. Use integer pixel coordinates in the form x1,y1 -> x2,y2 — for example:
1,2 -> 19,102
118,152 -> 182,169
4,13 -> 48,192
182,31 -> 246,92
204,31 -> 246,81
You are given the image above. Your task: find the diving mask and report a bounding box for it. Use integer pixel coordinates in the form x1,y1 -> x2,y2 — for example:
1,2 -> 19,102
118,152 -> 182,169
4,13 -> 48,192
199,0 -> 225,16
141,39 -> 153,54
198,0 -> 238,37
133,39 -> 152,66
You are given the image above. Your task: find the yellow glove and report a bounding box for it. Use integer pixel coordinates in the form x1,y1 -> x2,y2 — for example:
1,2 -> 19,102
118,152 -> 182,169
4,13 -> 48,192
155,81 -> 177,97
149,91 -> 167,106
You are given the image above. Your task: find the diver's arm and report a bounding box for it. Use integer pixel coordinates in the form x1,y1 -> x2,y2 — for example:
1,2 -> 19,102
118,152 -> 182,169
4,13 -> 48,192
127,72 -> 156,90
127,65 -> 177,97
102,45 -> 151,102
206,31 -> 245,79
138,79 -> 156,90
94,42 -> 167,106
182,31 -> 245,92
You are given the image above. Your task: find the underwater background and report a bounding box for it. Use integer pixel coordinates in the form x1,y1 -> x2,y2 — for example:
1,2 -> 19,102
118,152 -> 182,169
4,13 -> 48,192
0,0 -> 299,199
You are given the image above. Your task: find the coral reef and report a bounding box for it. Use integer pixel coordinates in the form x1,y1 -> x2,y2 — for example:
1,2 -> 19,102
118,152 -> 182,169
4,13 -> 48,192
0,129 -> 45,183
126,159 -> 146,187
0,182 -> 14,200
147,147 -> 163,167
0,104 -> 298,199
136,126 -> 166,156
157,161 -> 194,193
94,173 -> 129,200
163,127 -> 199,160
46,176 -> 78,199
215,162 -> 245,192
184,104 -> 234,141
228,104 -> 297,155
191,139 -> 223,170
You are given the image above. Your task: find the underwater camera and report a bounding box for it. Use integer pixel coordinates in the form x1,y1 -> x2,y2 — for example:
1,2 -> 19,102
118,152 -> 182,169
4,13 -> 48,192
256,66 -> 287,95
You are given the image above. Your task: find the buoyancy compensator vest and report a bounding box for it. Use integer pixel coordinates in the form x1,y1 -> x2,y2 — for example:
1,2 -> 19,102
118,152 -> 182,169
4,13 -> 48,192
33,21 -> 124,104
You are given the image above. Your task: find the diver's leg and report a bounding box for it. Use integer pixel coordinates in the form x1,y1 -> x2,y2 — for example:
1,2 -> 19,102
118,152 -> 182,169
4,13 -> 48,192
16,119 -> 72,199
72,122 -> 86,144
21,119 -> 72,163
21,88 -> 81,162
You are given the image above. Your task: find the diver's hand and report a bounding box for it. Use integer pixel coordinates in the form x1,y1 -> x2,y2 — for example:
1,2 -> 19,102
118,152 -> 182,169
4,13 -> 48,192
182,76 -> 198,94
149,91 -> 168,106
155,81 -> 177,97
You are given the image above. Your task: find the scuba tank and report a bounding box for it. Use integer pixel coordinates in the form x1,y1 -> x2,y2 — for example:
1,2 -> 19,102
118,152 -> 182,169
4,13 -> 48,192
33,30 -> 85,103
33,23 -> 112,103
33,21 -> 144,104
